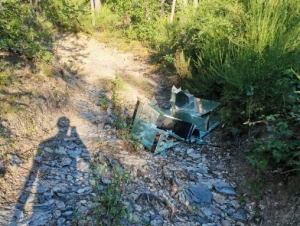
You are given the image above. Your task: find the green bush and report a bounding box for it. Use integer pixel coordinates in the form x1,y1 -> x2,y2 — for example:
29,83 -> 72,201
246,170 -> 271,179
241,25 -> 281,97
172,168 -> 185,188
248,71 -> 300,171
104,0 -> 162,42
0,0 -> 52,61
152,0 -> 300,124
39,0 -> 88,32
90,4 -> 121,32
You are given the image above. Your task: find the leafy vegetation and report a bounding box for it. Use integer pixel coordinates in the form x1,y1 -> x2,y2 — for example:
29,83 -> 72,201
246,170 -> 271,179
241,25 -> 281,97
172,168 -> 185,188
91,162 -> 130,225
0,0 -> 53,61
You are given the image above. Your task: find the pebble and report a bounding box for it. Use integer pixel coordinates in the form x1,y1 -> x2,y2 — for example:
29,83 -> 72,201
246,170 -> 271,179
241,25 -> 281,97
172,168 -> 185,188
13,210 -> 24,219
61,157 -> 72,166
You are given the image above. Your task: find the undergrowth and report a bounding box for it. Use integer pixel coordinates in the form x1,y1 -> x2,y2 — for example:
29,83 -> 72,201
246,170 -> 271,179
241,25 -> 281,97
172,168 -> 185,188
110,76 -> 141,151
90,162 -> 130,226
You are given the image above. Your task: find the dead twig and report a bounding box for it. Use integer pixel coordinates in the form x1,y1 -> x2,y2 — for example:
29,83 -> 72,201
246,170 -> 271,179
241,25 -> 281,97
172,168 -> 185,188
280,168 -> 300,174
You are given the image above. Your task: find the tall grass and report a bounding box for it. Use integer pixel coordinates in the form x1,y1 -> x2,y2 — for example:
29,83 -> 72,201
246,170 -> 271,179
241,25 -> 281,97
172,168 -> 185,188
158,0 -> 300,123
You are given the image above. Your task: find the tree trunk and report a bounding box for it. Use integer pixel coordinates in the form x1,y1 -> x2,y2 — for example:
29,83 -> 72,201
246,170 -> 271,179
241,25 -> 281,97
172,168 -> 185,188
193,0 -> 198,8
90,0 -> 95,25
170,0 -> 176,23
161,0 -> 165,17
94,0 -> 100,11
182,0 -> 188,7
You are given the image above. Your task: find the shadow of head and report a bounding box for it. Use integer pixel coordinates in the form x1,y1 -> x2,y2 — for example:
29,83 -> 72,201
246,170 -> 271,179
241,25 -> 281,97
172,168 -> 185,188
57,116 -> 70,134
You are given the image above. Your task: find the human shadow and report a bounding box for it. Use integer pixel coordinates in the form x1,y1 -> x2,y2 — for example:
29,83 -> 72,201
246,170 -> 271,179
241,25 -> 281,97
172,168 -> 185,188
11,116 -> 92,225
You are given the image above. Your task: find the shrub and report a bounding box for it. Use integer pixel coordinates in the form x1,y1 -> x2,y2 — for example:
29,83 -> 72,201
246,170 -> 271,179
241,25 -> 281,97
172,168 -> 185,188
39,0 -> 88,32
0,0 -> 52,61
248,72 -> 300,171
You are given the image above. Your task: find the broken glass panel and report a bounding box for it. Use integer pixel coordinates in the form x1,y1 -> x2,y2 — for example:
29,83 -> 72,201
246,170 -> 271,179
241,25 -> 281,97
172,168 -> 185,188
154,134 -> 179,156
132,87 -> 222,152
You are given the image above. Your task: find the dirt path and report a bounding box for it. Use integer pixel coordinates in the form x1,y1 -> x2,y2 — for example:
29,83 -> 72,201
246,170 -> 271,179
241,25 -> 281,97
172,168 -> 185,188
7,32 -> 297,226
1,33 -> 299,226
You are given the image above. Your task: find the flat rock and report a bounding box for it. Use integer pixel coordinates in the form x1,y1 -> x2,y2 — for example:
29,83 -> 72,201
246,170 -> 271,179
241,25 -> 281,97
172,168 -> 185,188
61,157 -> 72,166
232,209 -> 247,221
184,185 -> 212,205
67,149 -> 82,158
150,214 -> 164,226
56,147 -> 67,155
212,192 -> 226,204
213,182 -> 236,195
12,209 -> 24,219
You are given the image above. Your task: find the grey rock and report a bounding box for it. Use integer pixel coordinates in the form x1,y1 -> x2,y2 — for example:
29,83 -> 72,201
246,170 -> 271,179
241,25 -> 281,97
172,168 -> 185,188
44,147 -> 53,153
210,207 -> 223,216
56,200 -> 65,210
150,215 -> 164,226
226,208 -> 234,216
174,147 -> 183,152
188,153 -> 201,159
67,149 -> 82,158
57,217 -> 66,226
56,147 -> 67,155
80,200 -> 87,204
77,205 -> 88,214
66,142 -> 76,149
37,194 -> 46,204
213,182 -> 236,195
187,148 -> 195,154
13,209 -> 24,219
184,185 -> 212,205
61,157 -> 72,166
232,209 -> 247,221
212,192 -> 226,204
222,220 -> 232,226
29,212 -> 52,225
67,175 -> 73,181
77,186 -> 92,194
134,204 -> 142,212
44,192 -> 52,201
33,156 -> 42,163
193,216 -> 208,224
201,207 -> 212,217
62,210 -> 73,217
32,200 -> 55,212
53,210 -> 62,218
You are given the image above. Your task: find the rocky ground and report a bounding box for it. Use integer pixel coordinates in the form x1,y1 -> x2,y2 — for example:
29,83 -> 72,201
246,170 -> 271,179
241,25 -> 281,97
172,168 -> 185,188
0,33 -> 299,226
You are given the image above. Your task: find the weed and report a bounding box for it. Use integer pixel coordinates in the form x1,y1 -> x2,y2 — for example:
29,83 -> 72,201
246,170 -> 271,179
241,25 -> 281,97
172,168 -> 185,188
97,94 -> 110,110
92,163 -> 130,226
108,145 -> 117,153
174,50 -> 192,79
110,76 -> 141,151
245,179 -> 264,197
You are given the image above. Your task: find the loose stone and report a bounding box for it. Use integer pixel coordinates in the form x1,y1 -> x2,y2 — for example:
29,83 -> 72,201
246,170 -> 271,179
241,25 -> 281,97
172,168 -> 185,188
61,158 -> 72,166
213,182 -> 236,195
